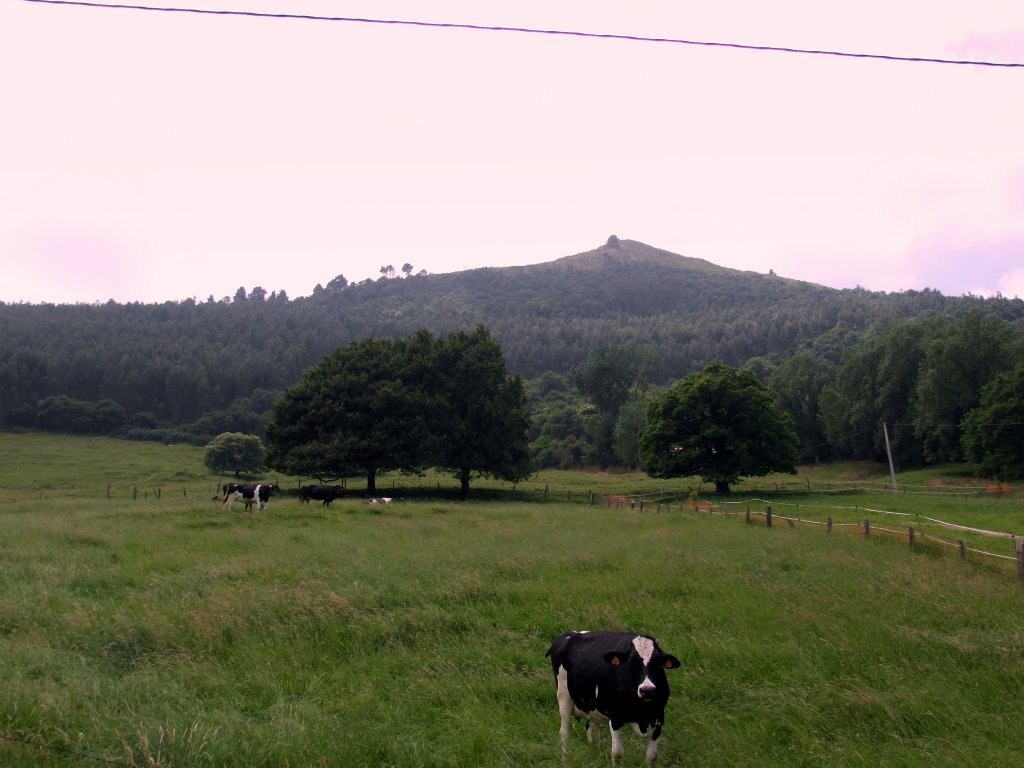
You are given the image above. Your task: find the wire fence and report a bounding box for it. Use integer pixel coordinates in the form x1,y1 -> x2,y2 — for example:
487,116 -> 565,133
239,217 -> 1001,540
591,491 -> 1024,581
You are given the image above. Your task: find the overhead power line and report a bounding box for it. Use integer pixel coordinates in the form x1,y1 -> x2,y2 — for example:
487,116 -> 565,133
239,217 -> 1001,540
23,0 -> 1024,68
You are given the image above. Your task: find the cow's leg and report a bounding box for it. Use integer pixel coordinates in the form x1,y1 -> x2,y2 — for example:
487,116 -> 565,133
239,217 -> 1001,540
555,666 -> 573,759
644,734 -> 661,765
587,717 -> 601,748
609,724 -> 625,765
629,723 -> 663,765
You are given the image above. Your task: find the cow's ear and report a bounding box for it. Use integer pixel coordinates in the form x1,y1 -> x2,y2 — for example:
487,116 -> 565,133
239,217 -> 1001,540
603,651 -> 628,666
661,654 -> 681,670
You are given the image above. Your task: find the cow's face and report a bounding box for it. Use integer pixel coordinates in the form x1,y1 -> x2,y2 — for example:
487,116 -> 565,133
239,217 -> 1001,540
604,636 -> 680,701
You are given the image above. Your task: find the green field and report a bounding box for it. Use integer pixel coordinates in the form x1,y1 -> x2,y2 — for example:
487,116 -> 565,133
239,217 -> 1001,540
1,434 -> 1023,767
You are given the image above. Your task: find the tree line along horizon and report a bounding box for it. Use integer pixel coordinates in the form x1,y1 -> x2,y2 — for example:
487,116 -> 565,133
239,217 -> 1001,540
3,250 -> 1024,484
13,309 -> 1024,489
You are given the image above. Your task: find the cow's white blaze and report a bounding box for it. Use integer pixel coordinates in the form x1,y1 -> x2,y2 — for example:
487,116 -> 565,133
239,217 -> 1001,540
633,636 -> 658,699
632,636 -> 655,665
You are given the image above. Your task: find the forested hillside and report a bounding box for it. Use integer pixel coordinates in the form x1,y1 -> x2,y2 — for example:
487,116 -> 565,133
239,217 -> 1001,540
3,239 -> 1023,455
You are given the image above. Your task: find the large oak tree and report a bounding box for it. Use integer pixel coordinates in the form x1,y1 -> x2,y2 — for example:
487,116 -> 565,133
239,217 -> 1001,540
203,431 -> 266,479
265,326 -> 532,497
265,331 -> 439,495
431,326 -> 533,498
639,361 -> 798,493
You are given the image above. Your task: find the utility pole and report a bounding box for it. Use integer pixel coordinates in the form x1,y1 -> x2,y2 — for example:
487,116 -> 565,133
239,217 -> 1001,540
882,422 -> 899,494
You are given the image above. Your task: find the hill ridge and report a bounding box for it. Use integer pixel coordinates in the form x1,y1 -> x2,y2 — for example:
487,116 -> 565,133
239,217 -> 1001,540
2,238 -> 1022,433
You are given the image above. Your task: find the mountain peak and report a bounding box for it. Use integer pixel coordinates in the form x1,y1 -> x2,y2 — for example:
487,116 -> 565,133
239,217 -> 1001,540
542,238 -> 739,276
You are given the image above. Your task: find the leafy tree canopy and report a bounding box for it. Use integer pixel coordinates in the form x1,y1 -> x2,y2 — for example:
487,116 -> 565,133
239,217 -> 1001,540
962,362 -> 1024,480
265,331 -> 439,494
914,311 -> 1024,463
571,344 -> 655,416
769,350 -> 835,463
431,326 -> 533,497
639,361 -> 798,493
266,326 -> 532,497
204,432 -> 266,478
34,395 -> 128,436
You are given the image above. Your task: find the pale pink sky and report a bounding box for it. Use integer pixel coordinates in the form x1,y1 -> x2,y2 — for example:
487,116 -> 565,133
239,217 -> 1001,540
3,0 -> 1023,304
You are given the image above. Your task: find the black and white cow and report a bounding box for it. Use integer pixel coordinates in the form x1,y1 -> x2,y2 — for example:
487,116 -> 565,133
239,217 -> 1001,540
545,630 -> 680,766
222,482 -> 278,513
297,484 -> 343,506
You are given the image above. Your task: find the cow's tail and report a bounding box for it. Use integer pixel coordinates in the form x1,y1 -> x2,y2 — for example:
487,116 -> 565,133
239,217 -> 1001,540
545,630 -> 582,673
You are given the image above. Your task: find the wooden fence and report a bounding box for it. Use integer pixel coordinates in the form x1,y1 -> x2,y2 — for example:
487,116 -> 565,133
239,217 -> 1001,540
589,491 -> 1024,581
9,481 -> 1022,581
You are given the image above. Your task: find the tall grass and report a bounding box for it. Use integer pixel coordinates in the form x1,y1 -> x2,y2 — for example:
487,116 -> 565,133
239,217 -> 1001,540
2,492 -> 1023,767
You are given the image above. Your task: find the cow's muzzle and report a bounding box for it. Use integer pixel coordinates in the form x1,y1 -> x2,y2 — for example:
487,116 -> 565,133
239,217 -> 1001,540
637,680 -> 657,700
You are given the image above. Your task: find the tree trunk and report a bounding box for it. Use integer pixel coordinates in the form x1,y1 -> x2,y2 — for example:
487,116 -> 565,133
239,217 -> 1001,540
367,468 -> 377,497
459,467 -> 470,499
715,480 -> 731,494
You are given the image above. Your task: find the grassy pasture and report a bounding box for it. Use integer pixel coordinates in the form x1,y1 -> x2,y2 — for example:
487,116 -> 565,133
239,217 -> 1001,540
1,434 -> 1024,766
4,433 -> 1021,569
1,433 -> 1020,502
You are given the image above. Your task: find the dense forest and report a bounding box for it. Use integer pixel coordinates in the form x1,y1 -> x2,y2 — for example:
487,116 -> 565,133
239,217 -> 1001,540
3,238 -> 1023,472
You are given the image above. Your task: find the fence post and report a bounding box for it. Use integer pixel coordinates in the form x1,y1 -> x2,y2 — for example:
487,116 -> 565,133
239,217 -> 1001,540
908,526 -> 915,548
766,505 -> 772,528
745,506 -> 751,524
827,516 -> 833,534
1017,540 -> 1024,581
959,540 -> 966,558
863,518 -> 870,538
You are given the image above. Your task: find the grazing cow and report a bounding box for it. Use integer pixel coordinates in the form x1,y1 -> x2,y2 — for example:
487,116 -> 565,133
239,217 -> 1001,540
222,482 -> 278,512
545,630 -> 680,766
298,484 -> 343,506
